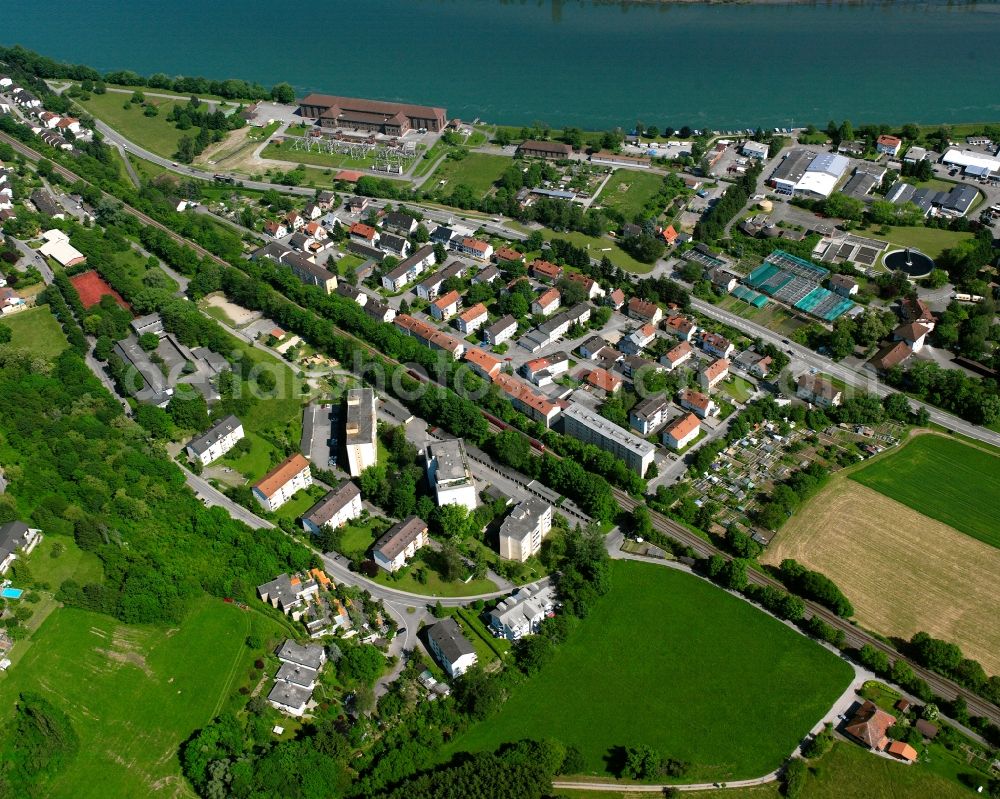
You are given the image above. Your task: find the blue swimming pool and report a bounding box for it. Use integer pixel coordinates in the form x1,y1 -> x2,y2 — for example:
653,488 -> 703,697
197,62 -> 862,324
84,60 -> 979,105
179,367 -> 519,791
1,587 -> 23,599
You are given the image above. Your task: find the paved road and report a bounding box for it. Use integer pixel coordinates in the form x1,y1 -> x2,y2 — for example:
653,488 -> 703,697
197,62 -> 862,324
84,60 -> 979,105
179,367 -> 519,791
687,295 -> 1000,448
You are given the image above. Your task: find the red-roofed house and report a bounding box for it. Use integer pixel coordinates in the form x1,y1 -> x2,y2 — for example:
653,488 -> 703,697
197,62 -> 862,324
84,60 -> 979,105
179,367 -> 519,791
662,413 -> 700,450
627,297 -> 663,325
568,272 -> 605,300
522,352 -> 570,386
463,348 -> 502,381
660,225 -> 678,245
430,290 -> 461,320
457,237 -> 493,262
584,367 -> 622,394
531,259 -> 563,281
494,246 -> 523,263
264,220 -> 288,239
678,388 -> 718,418
664,314 -> 698,341
699,358 -> 730,392
661,340 -> 694,371
531,287 -> 561,316
606,288 -> 626,310
844,701 -> 896,751
886,741 -> 918,763
456,303 -> 489,334
876,135 -> 902,157
493,373 -> 561,427
349,222 -> 378,244
700,331 -> 734,358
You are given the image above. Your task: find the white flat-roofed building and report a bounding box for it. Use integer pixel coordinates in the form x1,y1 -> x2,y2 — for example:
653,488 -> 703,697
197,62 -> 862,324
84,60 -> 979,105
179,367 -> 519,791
561,402 -> 655,476
498,498 -> 553,562
488,582 -> 557,640
185,415 -> 244,466
345,388 -> 377,477
941,148 -> 1000,177
426,438 -> 478,510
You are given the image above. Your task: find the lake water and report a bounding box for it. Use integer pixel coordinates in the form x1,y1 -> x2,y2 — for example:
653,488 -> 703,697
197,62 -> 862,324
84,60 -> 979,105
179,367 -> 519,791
5,1 -> 1000,129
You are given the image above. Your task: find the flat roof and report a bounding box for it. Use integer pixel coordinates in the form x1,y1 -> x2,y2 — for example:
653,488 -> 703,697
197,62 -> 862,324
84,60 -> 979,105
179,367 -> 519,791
562,402 -> 655,457
427,438 -> 472,483
345,388 -> 376,446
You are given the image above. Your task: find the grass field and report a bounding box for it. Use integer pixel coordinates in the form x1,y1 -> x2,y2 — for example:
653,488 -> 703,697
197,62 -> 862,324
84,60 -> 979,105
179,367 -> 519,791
850,434 -> 1000,549
538,227 -> 654,274
0,596 -> 283,799
78,92 -> 186,158
595,170 -> 665,217
372,562 -> 498,598
428,152 -> 510,197
793,741 -> 973,799
722,375 -> 755,403
1,306 -> 69,358
448,560 -> 852,782
764,476 -> 1000,675
866,225 -> 973,259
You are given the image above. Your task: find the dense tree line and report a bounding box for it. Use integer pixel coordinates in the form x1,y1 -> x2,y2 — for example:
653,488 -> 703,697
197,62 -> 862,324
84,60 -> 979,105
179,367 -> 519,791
777,559 -> 854,618
885,359 -> 1000,426
907,632 -> 1000,706
694,162 -> 763,242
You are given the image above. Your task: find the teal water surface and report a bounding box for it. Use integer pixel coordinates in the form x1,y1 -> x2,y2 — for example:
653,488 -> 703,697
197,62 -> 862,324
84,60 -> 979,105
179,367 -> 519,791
4,0 -> 1000,129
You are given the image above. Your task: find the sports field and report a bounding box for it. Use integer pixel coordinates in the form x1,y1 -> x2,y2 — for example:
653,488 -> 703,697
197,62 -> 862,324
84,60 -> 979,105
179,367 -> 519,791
850,434 -> 1000,549
69,270 -> 130,311
764,478 -> 1000,675
595,170 -> 665,217
1,306 -> 69,358
0,596 -> 284,799
449,560 -> 852,781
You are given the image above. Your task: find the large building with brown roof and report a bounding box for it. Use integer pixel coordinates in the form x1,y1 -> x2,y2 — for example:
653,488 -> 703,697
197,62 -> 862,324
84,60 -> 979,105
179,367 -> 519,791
518,140 -> 573,159
299,94 -> 446,134
253,454 -> 313,512
844,700 -> 896,750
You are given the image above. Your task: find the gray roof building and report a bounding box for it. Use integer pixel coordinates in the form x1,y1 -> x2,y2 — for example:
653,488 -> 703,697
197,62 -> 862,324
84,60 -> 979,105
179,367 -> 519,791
276,639 -> 326,671
275,661 -> 319,688
373,515 -> 428,562
187,415 -> 242,458
302,481 -> 361,529
426,617 -> 476,666
267,680 -> 312,712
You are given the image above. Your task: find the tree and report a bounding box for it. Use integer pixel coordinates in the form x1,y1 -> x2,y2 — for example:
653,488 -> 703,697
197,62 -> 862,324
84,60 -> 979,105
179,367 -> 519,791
138,332 -> 160,351
513,634 -> 554,675
882,392 -> 912,422
781,758 -> 807,798
270,82 -> 296,104
337,643 -> 384,687
823,192 -> 864,221
622,744 -> 661,779
0,322 -> 11,345
166,388 -> 208,431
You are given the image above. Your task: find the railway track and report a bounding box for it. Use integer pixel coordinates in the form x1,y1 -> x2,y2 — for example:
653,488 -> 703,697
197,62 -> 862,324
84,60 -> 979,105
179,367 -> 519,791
6,130 -> 997,726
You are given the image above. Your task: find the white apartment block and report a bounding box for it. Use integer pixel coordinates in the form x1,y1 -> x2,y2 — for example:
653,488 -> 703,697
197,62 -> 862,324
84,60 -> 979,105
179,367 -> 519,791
185,414 -> 244,466
426,438 -> 478,511
345,388 -> 378,477
498,498 -> 553,562
253,454 -> 313,513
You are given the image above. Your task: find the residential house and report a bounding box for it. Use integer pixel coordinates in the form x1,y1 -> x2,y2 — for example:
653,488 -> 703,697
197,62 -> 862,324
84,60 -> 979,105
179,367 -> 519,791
522,351 -> 570,386
493,246 -> 523,264
382,211 -> 417,236
373,515 -> 429,572
531,287 -> 561,316
426,438 -> 477,510
345,388 -> 378,477
257,573 -> 319,619
619,323 -> 657,356
427,617 -> 478,677
869,341 -> 913,372
579,335 -> 609,360
661,340 -> 694,371
568,273 -> 605,300
660,225 -> 679,246
498,499 -> 553,562
346,195 -> 369,214
887,741 -> 918,763
186,415 -> 244,466
457,303 -> 489,334
336,283 -> 368,306
629,394 -> 670,435
381,244 -> 436,291
303,221 -> 328,241
707,267 -> 738,294
796,374 -> 842,407
364,299 -> 396,323
488,583 -> 556,639
415,260 -> 465,300
0,287 -> 25,313
349,222 -> 378,244
531,259 -> 562,282
264,220 -> 288,238
606,288 -> 626,310
348,241 -> 385,263
472,264 -> 500,285
30,189 -> 63,219
830,274 -> 859,297
0,521 -> 42,575
561,402 -> 655,476
844,701 -> 896,751
394,314 -> 465,357
457,237 -> 493,261
430,289 -> 461,320
893,322 -> 931,352
876,135 -> 902,157
678,387 -> 719,418
518,303 -> 591,353
663,413 -> 701,450
463,347 -> 503,381
900,297 -> 937,330
699,358 -> 730,392
285,252 -> 338,294
285,211 -> 305,231
493,373 -> 562,427
627,296 -> 663,325
252,454 -> 313,512
430,225 -> 455,247
483,314 -> 518,347
379,232 -> 410,258
663,314 -> 698,341
303,202 -> 322,220
700,331 -> 734,359
585,367 -> 622,394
